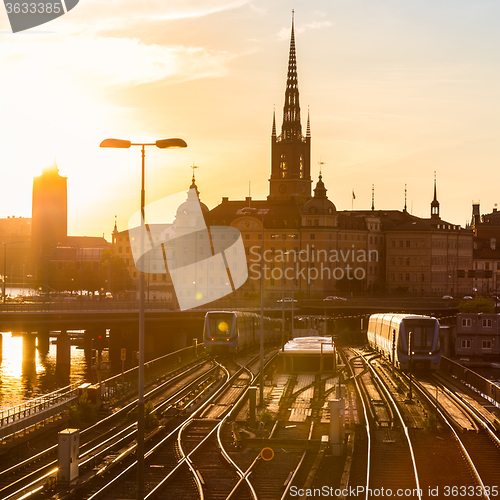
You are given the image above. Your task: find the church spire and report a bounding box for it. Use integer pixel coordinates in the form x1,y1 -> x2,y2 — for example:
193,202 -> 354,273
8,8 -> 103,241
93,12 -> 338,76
431,171 -> 440,219
281,10 -> 302,141
190,162 -> 200,197
269,11 -> 311,201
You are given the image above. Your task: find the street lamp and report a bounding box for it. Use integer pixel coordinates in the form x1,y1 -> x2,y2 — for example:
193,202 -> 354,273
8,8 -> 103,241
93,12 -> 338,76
242,206 -> 268,407
100,136 -> 187,500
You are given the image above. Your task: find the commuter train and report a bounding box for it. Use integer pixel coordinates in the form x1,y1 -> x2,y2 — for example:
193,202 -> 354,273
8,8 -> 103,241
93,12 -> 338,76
367,313 -> 441,371
203,311 -> 281,353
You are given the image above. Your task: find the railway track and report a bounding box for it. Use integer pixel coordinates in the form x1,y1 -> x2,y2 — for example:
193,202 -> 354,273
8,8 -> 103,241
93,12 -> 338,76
0,359 -> 218,500
69,347 -> 275,500
411,371 -> 500,499
345,348 -> 421,498
345,346 -> 500,499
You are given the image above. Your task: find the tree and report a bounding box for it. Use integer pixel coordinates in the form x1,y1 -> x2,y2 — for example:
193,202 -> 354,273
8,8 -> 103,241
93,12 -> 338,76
458,296 -> 494,313
68,392 -> 97,428
101,250 -> 134,294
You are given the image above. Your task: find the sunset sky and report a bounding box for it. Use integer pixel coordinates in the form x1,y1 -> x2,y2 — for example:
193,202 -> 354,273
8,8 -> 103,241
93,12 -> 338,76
1,0 -> 499,239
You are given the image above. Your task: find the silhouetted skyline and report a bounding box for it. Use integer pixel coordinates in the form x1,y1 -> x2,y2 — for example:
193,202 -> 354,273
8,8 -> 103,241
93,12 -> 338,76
1,1 -> 499,238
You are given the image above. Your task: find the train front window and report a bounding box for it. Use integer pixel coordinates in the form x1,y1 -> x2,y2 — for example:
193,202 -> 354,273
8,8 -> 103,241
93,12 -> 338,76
405,320 -> 435,350
208,314 -> 234,337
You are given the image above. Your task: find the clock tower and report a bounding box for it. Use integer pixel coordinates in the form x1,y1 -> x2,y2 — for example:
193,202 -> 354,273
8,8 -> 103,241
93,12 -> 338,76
269,12 -> 312,202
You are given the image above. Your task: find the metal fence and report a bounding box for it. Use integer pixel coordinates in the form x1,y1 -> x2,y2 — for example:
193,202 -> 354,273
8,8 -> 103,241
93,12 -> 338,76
95,341 -> 201,405
441,356 -> 500,409
0,300 -> 173,313
0,341 -> 202,435
0,382 -> 81,428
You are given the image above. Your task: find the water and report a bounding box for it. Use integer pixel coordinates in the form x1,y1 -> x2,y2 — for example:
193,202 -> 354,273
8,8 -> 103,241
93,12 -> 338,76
0,332 -> 96,410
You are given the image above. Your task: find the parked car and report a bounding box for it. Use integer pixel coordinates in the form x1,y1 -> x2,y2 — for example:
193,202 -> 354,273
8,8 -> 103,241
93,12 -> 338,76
323,296 -> 347,301
442,295 -> 454,300
277,298 -> 297,303
463,296 -> 473,300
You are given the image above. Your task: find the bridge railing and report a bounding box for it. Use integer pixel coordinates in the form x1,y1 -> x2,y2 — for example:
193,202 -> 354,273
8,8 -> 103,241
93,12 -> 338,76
0,300 -> 174,313
0,381 -> 81,428
441,356 -> 500,409
0,342 -> 202,434
90,342 -> 202,405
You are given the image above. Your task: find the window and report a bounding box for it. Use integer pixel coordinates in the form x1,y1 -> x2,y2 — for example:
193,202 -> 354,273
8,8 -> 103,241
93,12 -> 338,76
391,240 -> 396,247
406,240 -> 411,248
462,318 -> 472,327
314,219 -> 319,226
280,153 -> 287,178
399,240 -> 404,248
311,234 -> 315,240
461,340 -> 471,348
482,340 -> 492,349
406,257 -> 410,266
405,273 -> 410,281
482,319 -> 492,328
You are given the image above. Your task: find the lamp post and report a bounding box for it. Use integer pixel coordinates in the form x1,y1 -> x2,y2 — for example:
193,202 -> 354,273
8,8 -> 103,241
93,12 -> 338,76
100,136 -> 187,500
242,206 -> 268,407
407,330 -> 413,402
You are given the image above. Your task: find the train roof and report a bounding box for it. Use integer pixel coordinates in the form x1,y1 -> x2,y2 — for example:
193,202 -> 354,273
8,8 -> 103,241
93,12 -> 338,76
283,336 -> 335,354
369,313 -> 437,321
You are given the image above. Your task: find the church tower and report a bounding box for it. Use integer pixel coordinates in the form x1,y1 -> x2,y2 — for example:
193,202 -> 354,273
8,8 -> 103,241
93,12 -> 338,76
430,172 -> 440,219
269,12 -> 311,202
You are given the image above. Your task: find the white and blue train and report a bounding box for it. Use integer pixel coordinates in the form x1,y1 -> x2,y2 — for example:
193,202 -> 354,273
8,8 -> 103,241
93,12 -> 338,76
203,311 -> 281,353
367,313 -> 441,371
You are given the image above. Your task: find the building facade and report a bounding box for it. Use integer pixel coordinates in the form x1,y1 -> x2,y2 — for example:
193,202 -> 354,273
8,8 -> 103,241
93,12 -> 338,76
471,204 -> 500,296
111,16 -> 476,301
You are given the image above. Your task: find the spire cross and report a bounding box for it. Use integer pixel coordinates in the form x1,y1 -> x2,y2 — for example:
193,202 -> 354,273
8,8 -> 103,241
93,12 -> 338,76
318,159 -> 325,176
191,162 -> 199,182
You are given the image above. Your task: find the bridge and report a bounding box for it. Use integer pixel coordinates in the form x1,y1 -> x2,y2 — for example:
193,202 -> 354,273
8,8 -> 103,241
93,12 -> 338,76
0,297 -> 460,377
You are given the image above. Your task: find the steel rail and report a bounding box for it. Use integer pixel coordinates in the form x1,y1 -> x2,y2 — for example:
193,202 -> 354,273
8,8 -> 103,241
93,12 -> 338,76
278,421 -> 315,500
0,359 -> 211,481
345,349 -> 372,500
0,361 -> 216,500
430,375 -> 500,447
216,360 -> 259,500
405,375 -> 492,500
83,362 -> 231,500
152,351 -> 276,500
356,349 -> 422,500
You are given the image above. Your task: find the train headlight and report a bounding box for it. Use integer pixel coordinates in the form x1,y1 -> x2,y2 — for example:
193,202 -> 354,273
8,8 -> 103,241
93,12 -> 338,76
218,321 -> 229,332
429,352 -> 432,355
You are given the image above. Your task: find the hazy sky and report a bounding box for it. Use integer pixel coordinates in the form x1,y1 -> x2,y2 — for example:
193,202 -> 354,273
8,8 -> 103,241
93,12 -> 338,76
1,0 -> 499,238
